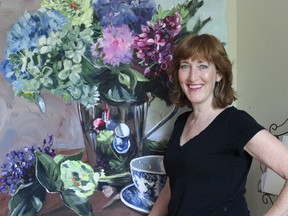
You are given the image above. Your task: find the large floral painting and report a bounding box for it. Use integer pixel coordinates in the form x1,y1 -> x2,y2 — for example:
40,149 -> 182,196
0,0 -> 227,215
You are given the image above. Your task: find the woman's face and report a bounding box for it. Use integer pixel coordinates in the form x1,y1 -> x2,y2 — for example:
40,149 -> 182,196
178,58 -> 221,107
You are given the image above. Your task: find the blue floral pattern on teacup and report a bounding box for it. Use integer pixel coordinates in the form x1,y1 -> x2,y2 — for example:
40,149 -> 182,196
113,123 -> 131,154
131,169 -> 167,202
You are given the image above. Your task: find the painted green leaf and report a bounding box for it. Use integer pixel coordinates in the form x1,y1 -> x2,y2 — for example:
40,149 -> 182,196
109,158 -> 127,172
118,72 -> 132,90
118,68 -> 148,91
35,151 -> 63,193
9,181 -> 46,216
80,56 -> 106,84
54,150 -> 84,165
60,189 -> 93,216
99,82 -> 136,105
129,68 -> 149,82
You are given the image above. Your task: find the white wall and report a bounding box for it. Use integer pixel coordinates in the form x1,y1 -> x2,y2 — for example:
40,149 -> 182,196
235,0 -> 288,215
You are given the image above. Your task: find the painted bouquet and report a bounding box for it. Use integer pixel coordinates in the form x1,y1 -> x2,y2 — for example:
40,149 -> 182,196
0,0 -> 210,109
0,136 -> 129,215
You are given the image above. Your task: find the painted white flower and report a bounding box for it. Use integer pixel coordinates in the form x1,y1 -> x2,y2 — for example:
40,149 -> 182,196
60,160 -> 99,199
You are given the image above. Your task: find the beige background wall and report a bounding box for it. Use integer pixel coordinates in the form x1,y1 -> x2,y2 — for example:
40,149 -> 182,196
229,0 -> 288,215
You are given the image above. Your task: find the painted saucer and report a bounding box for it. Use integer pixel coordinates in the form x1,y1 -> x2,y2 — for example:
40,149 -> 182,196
120,183 -> 154,214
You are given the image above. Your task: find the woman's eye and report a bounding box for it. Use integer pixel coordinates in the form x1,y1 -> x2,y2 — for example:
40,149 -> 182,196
198,64 -> 208,69
179,64 -> 190,70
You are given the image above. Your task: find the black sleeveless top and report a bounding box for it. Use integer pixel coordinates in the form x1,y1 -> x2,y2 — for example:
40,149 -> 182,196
164,106 -> 264,216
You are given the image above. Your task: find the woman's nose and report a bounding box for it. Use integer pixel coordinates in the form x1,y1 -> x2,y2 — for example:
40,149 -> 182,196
188,68 -> 197,80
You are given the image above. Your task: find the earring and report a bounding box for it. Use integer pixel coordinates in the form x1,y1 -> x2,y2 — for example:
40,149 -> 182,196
214,81 -> 221,98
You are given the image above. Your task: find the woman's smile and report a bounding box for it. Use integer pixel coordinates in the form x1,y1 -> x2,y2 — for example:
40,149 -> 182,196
187,84 -> 204,91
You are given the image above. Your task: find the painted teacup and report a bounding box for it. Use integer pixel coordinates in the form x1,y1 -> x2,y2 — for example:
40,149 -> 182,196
130,155 -> 167,202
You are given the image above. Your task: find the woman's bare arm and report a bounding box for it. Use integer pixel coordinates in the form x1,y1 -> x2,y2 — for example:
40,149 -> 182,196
148,177 -> 171,216
245,130 -> 288,216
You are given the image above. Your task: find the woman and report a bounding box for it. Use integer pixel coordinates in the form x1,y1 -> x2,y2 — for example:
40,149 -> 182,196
148,34 -> 288,216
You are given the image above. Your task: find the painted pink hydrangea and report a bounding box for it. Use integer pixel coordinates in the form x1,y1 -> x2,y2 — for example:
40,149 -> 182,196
91,25 -> 135,67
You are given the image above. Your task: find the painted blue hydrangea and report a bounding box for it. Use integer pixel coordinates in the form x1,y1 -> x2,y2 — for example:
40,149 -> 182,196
5,8 -> 67,55
93,0 -> 157,33
1,8 -> 68,83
